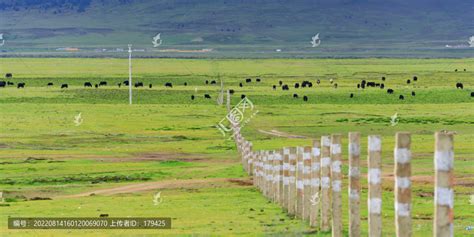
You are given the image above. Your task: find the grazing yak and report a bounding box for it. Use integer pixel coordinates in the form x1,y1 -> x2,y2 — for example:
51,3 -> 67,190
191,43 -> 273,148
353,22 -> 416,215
229,89 -> 235,94
303,96 -> 308,101
184,82 -> 188,86
256,78 -> 261,82
294,83 -> 300,89
279,80 -> 283,86
47,82 -> 53,86
334,83 -> 338,88
149,84 -> 152,88
316,79 -> 320,84
17,82 -> 25,88
117,83 -> 121,88
456,83 -> 463,89
5,73 -> 12,79
357,84 -> 360,89
350,93 -> 354,98
99,81 -> 107,86
210,80 -> 216,85
61,84 -> 68,89
406,79 -> 411,84
272,85 -> 277,90
165,82 -> 173,88
7,81 -> 14,85
282,85 -> 289,90
134,82 -> 144,88
239,83 -> 243,87
471,92 -> 474,97
241,94 -> 246,99
380,84 -> 385,89
413,76 -> 418,81
245,78 -> 251,83
387,89 -> 394,94
191,95 -> 195,100
411,91 -> 416,96
204,94 -> 211,99
293,93 -> 298,98
95,84 -> 99,88
123,81 -> 129,86
382,77 -> 386,81
0,81 -> 6,87
205,80 -> 209,85
84,82 -> 93,87
399,95 -> 404,100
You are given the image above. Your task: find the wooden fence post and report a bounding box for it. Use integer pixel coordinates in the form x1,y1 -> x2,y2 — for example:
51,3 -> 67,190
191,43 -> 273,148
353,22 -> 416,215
283,147 -> 290,212
267,151 -> 274,199
248,142 -> 253,176
320,136 -> 332,231
242,140 -> 248,173
253,151 -> 260,188
368,135 -> 382,237
296,147 -> 305,218
310,139 -> 321,228
274,150 -> 283,204
395,132 -> 412,237
288,147 -> 297,216
303,146 -> 312,221
331,134 -> 343,237
434,132 -> 454,237
258,151 -> 264,192
348,132 -> 361,237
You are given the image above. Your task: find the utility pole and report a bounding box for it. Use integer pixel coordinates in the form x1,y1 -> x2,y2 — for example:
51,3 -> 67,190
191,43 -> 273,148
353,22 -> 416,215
128,44 -> 133,105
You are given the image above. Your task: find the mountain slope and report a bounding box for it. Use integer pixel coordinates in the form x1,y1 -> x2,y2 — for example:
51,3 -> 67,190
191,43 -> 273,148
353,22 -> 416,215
0,0 -> 473,57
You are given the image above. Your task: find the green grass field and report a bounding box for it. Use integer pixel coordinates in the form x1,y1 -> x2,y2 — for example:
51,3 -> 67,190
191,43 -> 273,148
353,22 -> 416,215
0,58 -> 473,236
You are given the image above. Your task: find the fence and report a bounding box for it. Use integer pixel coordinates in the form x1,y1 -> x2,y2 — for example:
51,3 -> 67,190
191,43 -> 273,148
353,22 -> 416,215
233,129 -> 455,237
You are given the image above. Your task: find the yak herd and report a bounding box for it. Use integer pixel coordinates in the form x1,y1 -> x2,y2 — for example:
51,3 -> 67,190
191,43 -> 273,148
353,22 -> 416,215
1,72 -> 473,100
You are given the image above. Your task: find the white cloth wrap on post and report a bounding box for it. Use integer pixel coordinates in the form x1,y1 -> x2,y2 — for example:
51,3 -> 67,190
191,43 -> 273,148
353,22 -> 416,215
396,177 -> 411,189
274,174 -> 280,183
349,143 -> 360,155
282,163 -> 289,171
331,144 -> 341,154
311,178 -> 320,187
297,180 -> 304,190
368,136 -> 382,151
349,189 -> 359,200
312,148 -> 321,157
312,162 -> 320,171
368,168 -> 381,185
395,148 -> 411,164
332,180 -> 341,192
396,202 -> 411,217
321,177 -> 330,189
322,137 -> 331,146
369,198 -> 382,214
436,187 -> 454,208
331,160 -> 341,173
349,167 -> 359,178
435,150 -> 454,171
321,157 -> 331,167
297,162 -> 304,171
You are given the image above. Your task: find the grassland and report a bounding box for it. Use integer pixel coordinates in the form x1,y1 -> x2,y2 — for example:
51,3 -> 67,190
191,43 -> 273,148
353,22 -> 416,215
0,58 -> 473,236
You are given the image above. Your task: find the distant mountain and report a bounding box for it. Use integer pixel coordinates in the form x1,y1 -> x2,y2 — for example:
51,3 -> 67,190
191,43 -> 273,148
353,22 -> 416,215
0,0 -> 473,57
